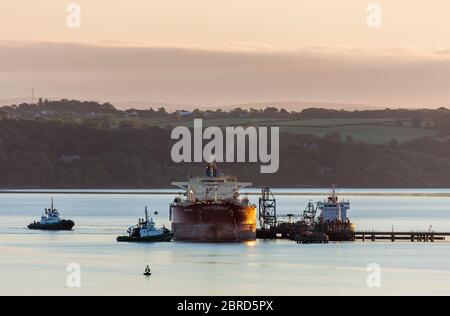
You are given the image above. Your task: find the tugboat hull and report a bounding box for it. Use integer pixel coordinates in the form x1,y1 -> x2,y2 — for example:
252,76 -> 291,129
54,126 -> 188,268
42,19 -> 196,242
116,231 -> 173,242
28,220 -> 75,231
170,203 -> 257,242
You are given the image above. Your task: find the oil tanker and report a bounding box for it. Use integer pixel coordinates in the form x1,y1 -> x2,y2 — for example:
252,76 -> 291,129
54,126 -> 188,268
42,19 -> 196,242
170,163 -> 257,242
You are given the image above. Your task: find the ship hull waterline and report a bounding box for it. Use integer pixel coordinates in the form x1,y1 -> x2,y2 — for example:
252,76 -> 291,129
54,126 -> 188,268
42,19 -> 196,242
116,232 -> 173,242
170,203 -> 257,243
27,220 -> 75,231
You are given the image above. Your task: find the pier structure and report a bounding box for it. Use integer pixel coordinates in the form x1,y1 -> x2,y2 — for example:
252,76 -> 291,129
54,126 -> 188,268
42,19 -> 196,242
354,231 -> 450,242
255,187 -> 450,243
258,187 -> 277,230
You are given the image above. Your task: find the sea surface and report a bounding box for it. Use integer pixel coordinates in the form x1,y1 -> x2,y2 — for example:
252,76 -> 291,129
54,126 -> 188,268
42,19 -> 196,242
1,188 -> 450,296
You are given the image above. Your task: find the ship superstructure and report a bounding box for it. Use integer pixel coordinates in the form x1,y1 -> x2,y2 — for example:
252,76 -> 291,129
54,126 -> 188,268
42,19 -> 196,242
314,186 -> 355,241
317,186 -> 350,223
170,163 -> 257,242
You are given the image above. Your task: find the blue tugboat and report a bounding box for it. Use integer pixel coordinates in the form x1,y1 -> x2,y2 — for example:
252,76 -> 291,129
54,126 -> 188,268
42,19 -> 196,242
117,206 -> 173,242
28,198 -> 75,231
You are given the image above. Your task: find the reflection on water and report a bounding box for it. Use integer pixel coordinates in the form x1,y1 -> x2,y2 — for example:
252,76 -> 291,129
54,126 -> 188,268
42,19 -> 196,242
0,189 -> 450,295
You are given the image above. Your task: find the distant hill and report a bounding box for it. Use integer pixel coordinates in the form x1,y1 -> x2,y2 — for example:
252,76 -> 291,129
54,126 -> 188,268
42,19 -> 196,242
0,97 -> 33,107
215,101 -> 375,112
0,97 -> 374,112
1,99 -> 449,146
0,97 -> 107,107
112,100 -> 196,111
1,99 -> 117,115
113,100 -> 375,112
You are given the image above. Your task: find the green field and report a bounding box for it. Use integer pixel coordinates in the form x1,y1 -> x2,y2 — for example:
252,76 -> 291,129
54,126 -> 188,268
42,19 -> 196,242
261,118 -> 436,144
272,118 -> 399,126
126,117 -> 396,128
278,125 -> 436,145
107,117 -> 437,145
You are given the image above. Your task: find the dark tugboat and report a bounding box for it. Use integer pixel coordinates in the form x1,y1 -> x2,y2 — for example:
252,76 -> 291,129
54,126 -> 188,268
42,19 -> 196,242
117,207 -> 173,242
28,198 -> 75,231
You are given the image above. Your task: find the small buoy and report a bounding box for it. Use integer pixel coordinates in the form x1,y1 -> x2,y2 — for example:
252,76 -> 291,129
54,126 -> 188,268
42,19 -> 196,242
143,265 -> 151,276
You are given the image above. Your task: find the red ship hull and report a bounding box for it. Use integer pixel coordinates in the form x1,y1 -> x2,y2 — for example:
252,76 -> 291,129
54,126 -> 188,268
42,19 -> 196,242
170,202 -> 257,242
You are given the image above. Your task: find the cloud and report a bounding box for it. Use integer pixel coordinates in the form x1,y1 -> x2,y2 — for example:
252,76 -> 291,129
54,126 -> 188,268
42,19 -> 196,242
1,41 -> 450,108
436,49 -> 450,56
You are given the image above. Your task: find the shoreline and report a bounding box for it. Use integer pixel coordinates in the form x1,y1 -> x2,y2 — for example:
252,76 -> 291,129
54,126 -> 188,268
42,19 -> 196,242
0,189 -> 449,197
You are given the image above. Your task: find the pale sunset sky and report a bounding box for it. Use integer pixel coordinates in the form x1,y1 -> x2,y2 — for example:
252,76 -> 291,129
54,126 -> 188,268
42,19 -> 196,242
1,0 -> 450,108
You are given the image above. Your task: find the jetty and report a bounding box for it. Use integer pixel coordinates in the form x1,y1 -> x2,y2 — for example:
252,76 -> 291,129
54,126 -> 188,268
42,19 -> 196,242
354,231 -> 450,242
256,187 -> 450,243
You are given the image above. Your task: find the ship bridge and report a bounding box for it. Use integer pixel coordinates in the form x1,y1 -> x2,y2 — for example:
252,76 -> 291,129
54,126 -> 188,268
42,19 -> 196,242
172,176 -> 252,203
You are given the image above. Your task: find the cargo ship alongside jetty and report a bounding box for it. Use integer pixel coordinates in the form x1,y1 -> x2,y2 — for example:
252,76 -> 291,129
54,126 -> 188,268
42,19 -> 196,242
257,186 -> 355,242
170,163 -> 257,242
314,186 -> 355,241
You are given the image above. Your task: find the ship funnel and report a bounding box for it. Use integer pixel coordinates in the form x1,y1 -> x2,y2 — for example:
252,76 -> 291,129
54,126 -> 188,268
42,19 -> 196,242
206,162 -> 218,177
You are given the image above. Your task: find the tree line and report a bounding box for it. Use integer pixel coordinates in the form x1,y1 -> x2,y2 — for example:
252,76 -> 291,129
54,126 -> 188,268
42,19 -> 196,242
2,100 -> 450,129
0,118 -> 449,188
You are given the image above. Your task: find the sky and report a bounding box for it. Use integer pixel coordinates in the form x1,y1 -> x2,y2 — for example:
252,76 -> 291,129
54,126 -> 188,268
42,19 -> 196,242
1,0 -> 450,108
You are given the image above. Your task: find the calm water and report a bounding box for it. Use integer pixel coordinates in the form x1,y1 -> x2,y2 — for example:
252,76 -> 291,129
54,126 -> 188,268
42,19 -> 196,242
1,189 -> 450,296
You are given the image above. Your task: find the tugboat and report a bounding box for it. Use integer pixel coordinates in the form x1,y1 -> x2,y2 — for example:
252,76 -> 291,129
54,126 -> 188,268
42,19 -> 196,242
28,198 -> 75,231
117,207 -> 173,242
